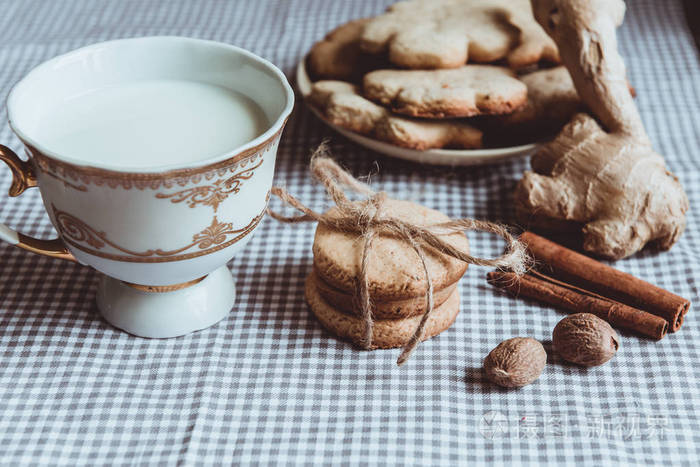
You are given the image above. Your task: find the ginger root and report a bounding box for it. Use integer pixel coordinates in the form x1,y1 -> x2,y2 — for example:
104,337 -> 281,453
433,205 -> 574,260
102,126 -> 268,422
515,0 -> 688,259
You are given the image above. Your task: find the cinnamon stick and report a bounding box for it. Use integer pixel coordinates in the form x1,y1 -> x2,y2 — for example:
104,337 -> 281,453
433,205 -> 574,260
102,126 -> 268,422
487,271 -> 669,339
520,232 -> 690,331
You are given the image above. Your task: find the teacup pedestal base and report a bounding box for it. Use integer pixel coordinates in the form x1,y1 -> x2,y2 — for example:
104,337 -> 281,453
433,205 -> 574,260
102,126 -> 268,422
96,266 -> 236,338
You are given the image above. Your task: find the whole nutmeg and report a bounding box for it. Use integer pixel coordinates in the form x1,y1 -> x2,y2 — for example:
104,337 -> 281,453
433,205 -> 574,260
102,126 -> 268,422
483,337 -> 547,388
553,313 -> 619,367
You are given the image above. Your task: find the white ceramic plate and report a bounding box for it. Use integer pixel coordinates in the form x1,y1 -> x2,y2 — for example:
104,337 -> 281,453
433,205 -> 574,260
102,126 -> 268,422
296,58 -> 537,166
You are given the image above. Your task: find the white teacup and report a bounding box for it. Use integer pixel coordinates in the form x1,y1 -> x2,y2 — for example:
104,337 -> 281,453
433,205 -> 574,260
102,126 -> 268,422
0,37 -> 294,337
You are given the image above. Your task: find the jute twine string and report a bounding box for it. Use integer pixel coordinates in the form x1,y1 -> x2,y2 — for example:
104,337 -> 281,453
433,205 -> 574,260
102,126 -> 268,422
269,143 -> 529,365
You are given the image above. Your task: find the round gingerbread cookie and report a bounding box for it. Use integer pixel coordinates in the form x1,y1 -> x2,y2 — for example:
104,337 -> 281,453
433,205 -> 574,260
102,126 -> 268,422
306,272 -> 460,349
312,269 -> 458,319
312,198 -> 469,301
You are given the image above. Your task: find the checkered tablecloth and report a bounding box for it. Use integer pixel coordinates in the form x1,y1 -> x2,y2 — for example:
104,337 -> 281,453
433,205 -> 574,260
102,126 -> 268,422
0,0 -> 698,465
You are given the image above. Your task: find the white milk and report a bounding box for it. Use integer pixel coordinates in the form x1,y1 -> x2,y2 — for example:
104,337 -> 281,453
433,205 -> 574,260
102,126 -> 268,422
37,80 -> 269,168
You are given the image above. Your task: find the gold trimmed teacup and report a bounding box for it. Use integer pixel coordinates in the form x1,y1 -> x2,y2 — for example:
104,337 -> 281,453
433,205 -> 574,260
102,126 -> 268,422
0,37 -> 294,337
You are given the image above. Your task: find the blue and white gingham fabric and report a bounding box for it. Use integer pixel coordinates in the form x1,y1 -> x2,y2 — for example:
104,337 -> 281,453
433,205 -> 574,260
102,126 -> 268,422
0,0 -> 698,465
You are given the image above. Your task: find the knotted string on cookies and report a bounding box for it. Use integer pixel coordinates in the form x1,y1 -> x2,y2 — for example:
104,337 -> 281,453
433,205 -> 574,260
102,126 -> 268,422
269,143 -> 530,365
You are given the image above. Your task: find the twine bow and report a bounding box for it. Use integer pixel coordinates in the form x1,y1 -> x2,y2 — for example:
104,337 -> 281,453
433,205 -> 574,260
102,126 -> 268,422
269,143 -> 529,365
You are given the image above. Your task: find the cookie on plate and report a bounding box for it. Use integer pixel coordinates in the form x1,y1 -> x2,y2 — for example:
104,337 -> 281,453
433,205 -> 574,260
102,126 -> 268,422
360,0 -> 559,69
362,65 -> 527,118
499,67 -> 580,127
482,66 -> 581,144
307,18 -> 385,82
312,198 -> 469,301
308,80 -> 483,149
306,272 -> 461,349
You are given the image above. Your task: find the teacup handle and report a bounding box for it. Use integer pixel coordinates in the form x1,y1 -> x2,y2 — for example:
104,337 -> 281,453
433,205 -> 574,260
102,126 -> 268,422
0,145 -> 76,262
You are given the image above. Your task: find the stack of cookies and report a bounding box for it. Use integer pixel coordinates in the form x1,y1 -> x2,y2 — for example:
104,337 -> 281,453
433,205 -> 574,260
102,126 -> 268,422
305,0 -> 588,150
306,199 -> 469,349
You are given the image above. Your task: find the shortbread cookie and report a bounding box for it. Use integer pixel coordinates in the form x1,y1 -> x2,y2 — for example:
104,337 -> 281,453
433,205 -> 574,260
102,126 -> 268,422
306,272 -> 460,349
312,198 -> 469,301
360,0 -> 559,69
482,66 -> 581,145
498,66 -> 580,128
308,80 -> 483,149
484,67 -> 635,145
313,269 -> 458,319
307,19 -> 385,82
363,66 -> 527,118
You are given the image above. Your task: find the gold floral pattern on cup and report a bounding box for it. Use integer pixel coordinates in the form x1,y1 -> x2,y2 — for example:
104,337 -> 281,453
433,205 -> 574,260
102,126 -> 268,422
52,203 -> 267,263
155,156 -> 264,211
